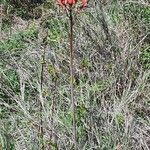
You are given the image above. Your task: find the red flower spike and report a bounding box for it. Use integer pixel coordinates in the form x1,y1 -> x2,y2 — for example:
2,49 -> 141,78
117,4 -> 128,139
67,0 -> 77,5
57,0 -> 87,10
57,0 -> 66,7
81,0 -> 87,8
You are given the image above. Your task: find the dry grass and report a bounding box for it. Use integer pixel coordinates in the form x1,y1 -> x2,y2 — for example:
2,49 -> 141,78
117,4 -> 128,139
0,0 -> 150,150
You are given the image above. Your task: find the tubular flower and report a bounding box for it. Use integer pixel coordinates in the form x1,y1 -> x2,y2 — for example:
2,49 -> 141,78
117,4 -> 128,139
81,0 -> 87,8
67,0 -> 77,5
57,0 -> 87,8
57,0 -> 66,7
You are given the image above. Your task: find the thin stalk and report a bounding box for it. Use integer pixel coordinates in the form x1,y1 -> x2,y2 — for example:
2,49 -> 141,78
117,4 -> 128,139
49,79 -> 57,149
69,8 -> 77,150
39,42 -> 46,150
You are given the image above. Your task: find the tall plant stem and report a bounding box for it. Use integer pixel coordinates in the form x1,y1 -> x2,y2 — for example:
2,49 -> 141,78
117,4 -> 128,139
69,8 -> 77,150
39,42 -> 46,150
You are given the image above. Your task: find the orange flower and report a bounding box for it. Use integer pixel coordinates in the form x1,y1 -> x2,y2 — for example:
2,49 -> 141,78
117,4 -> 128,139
57,0 -> 87,8
67,0 -> 77,5
57,0 -> 77,6
57,0 -> 66,7
81,0 -> 87,8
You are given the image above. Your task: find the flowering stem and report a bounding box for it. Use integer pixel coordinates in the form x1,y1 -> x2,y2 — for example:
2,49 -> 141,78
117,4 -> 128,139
69,8 -> 77,150
39,31 -> 48,149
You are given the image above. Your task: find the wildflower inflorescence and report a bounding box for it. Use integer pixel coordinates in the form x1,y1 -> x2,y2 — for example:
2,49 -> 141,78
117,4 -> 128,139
57,0 -> 87,10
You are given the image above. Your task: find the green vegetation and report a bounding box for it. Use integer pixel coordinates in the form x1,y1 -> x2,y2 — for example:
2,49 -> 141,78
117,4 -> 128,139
0,0 -> 150,150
